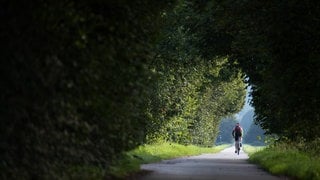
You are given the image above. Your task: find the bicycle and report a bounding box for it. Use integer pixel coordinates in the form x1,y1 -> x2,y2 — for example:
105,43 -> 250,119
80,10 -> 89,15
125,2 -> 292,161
232,123 -> 243,155
235,140 -> 241,155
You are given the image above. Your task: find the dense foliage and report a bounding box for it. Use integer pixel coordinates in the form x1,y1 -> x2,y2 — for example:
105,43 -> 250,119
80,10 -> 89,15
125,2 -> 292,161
244,1 -> 317,141
0,0 -> 175,178
145,1 -> 246,146
0,0 -> 246,178
5,0 -> 317,178
196,0 -> 320,141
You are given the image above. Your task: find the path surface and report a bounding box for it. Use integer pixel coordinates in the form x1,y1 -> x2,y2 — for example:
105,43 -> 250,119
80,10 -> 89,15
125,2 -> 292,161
138,147 -> 287,180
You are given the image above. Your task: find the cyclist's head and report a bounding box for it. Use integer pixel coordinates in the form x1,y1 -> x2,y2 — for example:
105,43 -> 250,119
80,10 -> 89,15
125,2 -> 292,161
236,122 -> 240,126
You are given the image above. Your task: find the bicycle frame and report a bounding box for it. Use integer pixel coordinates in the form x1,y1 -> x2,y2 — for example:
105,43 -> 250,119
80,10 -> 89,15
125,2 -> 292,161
235,137 -> 242,155
235,141 -> 240,155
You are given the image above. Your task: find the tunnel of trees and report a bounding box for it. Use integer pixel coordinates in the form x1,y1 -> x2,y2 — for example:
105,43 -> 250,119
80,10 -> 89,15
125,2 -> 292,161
1,0 -> 319,178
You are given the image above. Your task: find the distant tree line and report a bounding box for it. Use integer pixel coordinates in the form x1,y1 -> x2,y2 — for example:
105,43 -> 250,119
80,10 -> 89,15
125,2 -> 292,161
216,110 -> 266,146
215,117 -> 237,145
240,109 -> 266,146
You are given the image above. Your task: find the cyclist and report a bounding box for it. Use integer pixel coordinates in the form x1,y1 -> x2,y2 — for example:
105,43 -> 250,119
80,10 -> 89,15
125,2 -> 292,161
232,122 -> 243,154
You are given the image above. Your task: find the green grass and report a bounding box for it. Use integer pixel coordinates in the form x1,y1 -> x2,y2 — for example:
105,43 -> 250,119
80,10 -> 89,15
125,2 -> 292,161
110,142 -> 229,178
242,144 -> 265,156
249,145 -> 320,180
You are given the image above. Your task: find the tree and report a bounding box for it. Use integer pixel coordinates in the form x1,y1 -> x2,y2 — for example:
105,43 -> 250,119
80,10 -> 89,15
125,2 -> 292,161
244,123 -> 266,146
0,0 -> 175,178
208,0 -> 320,141
146,0 -> 246,146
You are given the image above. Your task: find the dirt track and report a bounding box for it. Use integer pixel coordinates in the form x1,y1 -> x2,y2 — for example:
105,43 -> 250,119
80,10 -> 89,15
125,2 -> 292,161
138,146 -> 288,180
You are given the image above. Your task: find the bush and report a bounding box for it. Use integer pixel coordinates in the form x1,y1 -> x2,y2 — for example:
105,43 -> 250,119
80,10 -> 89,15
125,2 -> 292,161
0,1 -> 174,178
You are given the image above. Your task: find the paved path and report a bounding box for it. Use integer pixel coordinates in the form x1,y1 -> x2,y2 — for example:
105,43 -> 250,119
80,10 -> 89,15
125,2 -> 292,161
138,147 -> 288,180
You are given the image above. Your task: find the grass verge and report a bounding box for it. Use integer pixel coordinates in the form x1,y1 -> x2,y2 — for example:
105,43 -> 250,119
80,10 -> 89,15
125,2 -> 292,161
242,144 -> 265,156
110,142 -> 229,178
249,145 -> 320,180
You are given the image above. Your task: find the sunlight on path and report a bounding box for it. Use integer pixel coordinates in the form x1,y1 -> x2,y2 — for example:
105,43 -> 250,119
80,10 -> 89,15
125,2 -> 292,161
202,146 -> 249,160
